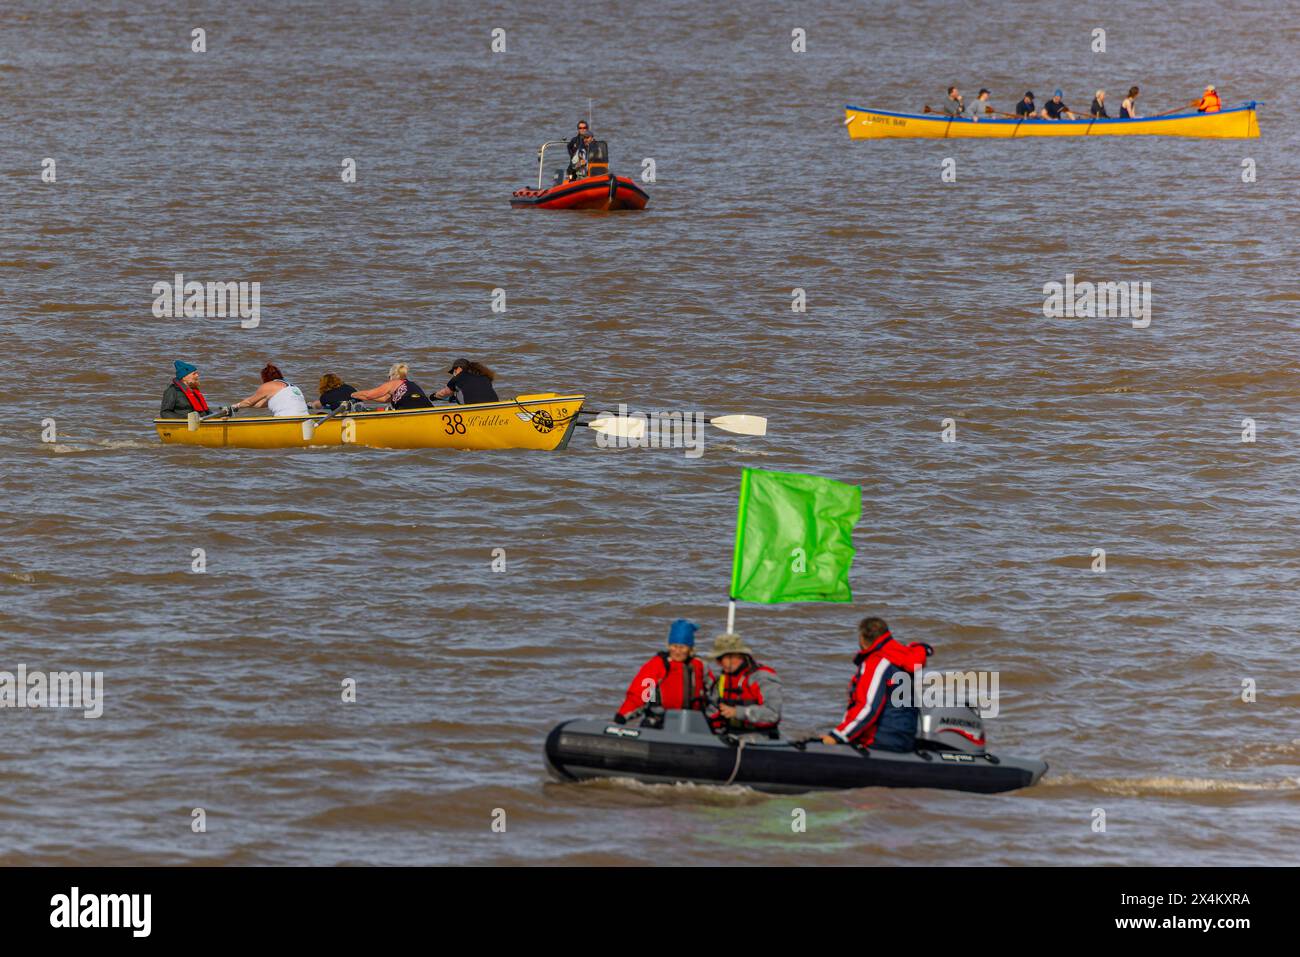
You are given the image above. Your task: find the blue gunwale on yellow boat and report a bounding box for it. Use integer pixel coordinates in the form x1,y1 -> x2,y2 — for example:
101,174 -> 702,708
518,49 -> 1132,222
845,101 -> 1259,139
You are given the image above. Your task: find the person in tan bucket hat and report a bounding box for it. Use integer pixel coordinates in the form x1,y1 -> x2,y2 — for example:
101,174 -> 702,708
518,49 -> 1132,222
706,632 -> 783,738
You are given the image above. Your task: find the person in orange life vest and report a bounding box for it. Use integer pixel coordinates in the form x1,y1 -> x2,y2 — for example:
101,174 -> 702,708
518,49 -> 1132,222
613,619 -> 708,725
159,360 -> 211,418
706,632 -> 783,737
820,616 -> 932,752
1195,85 -> 1221,113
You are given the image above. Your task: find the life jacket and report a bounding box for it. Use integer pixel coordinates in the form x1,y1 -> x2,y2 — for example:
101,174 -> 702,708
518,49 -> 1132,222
709,661 -> 778,735
651,652 -> 707,710
1197,90 -> 1221,112
390,378 -> 433,410
174,378 -> 210,413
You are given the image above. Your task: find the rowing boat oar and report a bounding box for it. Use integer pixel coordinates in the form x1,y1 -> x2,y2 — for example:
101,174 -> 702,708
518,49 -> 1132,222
1150,101 -> 1198,118
577,408 -> 767,437
188,406 -> 234,431
301,401 -> 353,441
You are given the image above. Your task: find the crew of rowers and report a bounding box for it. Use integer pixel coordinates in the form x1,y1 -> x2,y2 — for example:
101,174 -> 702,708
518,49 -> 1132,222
614,616 -> 932,751
941,83 -> 1222,121
159,358 -> 499,419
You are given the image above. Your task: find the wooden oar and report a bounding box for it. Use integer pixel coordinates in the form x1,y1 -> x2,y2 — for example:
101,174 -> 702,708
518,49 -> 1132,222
1150,101 -> 1198,118
577,409 -> 767,437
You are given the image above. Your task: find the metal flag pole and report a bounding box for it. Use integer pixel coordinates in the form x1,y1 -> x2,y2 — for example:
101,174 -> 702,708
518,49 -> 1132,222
726,599 -> 736,634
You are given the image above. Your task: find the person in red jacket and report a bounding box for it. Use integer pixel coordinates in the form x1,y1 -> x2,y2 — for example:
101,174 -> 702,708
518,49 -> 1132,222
613,620 -> 707,725
821,616 -> 931,752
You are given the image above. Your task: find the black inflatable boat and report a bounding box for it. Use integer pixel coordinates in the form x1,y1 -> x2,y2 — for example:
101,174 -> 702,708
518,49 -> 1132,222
545,707 -> 1047,795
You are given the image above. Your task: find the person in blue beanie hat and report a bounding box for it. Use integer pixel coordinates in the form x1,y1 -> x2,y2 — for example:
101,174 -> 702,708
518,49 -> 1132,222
613,619 -> 708,726
1043,88 -> 1078,120
159,360 -> 211,418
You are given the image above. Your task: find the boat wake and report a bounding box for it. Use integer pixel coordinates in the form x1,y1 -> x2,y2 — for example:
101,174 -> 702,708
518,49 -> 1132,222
45,438 -> 156,454
575,775 -> 769,805
1043,772 -> 1300,796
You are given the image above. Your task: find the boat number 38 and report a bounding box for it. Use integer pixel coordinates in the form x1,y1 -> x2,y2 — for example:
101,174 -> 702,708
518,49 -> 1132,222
442,413 -> 467,435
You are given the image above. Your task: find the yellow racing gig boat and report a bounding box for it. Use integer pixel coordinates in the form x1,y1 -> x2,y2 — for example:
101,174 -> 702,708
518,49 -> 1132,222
154,393 -> 585,451
844,101 -> 1260,139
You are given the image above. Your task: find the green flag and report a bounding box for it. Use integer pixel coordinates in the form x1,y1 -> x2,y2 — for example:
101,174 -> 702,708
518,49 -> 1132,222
729,468 -> 862,604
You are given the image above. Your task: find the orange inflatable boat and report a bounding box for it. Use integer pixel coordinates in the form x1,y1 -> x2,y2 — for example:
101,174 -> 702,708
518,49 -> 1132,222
510,139 -> 649,210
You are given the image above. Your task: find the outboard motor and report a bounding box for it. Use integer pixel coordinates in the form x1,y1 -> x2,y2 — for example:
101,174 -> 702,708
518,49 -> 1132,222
916,704 -> 987,755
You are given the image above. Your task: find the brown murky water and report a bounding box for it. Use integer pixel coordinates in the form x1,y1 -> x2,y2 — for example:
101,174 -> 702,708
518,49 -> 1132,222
2,0 -> 1298,865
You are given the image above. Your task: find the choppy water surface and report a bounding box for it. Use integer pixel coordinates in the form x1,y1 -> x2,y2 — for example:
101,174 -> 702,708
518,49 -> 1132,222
2,0 -> 1298,865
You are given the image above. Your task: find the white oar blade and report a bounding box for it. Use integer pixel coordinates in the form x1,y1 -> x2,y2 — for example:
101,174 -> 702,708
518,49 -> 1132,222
708,414 -> 767,436
588,416 -> 646,440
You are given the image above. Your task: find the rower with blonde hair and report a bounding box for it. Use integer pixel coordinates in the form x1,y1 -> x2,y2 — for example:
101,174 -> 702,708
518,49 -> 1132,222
350,362 -> 433,409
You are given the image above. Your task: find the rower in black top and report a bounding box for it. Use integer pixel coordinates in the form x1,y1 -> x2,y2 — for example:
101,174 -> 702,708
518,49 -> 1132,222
436,358 -> 500,405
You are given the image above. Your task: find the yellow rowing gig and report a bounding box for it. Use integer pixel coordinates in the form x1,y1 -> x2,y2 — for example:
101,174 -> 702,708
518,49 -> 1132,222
154,393 -> 585,451
844,101 -> 1260,139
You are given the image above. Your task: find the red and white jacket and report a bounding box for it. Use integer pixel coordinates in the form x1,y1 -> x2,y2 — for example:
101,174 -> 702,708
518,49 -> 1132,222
831,633 -> 930,746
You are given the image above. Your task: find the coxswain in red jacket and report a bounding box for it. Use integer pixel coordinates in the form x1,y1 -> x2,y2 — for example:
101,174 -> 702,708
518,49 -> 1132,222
822,616 -> 931,752
706,631 -> 783,737
613,619 -> 707,724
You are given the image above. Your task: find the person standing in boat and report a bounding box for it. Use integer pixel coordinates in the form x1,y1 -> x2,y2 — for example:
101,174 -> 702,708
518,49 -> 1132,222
350,362 -> 434,409
436,359 -> 499,405
1090,90 -> 1109,118
941,86 -> 966,117
1015,91 -> 1038,118
229,363 -> 310,417
1195,85 -> 1221,113
612,620 -> 708,727
159,360 -> 210,418
1120,86 -> 1140,118
1043,89 -> 1078,120
705,632 -> 783,738
567,123 -> 597,180
566,120 -> 591,162
309,372 -> 359,411
820,617 -> 932,753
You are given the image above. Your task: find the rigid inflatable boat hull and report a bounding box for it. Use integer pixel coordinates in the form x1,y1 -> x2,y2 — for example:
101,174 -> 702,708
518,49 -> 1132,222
511,173 -> 648,210
545,718 -> 1047,795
